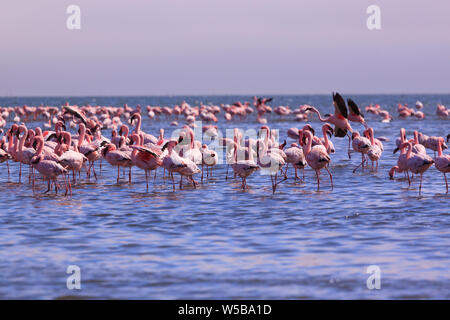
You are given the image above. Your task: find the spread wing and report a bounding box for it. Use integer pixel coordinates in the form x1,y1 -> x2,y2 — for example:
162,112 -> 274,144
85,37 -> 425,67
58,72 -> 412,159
347,98 -> 364,118
62,105 -> 87,125
333,92 -> 348,119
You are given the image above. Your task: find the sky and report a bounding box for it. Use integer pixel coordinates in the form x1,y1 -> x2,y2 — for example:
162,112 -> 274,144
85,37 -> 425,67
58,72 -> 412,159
0,0 -> 449,96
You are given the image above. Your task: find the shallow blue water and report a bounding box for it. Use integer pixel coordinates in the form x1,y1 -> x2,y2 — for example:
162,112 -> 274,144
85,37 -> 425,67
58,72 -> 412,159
0,94 -> 449,299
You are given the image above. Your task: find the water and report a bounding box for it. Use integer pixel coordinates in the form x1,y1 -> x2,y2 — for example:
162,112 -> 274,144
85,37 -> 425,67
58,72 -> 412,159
0,94 -> 449,299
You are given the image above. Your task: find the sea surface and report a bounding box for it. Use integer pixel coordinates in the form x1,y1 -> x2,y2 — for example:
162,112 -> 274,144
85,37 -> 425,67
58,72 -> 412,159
0,94 -> 449,299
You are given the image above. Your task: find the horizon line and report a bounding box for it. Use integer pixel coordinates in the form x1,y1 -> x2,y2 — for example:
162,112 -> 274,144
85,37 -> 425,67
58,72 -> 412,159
1,92 -> 450,99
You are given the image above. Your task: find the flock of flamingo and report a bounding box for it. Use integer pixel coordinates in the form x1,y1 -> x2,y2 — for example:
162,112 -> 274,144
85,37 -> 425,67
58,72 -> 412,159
0,93 -> 449,196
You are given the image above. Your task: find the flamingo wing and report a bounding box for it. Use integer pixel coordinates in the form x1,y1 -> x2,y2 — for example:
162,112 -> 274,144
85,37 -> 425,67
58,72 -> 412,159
130,145 -> 159,158
347,98 -> 364,118
62,105 -> 87,125
333,92 -> 348,119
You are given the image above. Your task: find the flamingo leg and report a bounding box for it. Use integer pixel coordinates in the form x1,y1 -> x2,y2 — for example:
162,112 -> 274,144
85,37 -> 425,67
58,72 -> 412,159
419,173 -> 423,195
117,165 -> 120,183
353,157 -> 364,173
444,173 -> 448,193
315,170 -> 320,191
347,134 -> 352,159
128,167 -> 131,184
325,166 -> 333,189
145,170 -> 149,191
171,172 -> 175,191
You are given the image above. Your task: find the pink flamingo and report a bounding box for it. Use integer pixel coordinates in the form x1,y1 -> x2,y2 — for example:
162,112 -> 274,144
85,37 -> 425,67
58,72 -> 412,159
161,137 -> 186,191
31,136 -> 70,195
130,113 -> 158,144
302,130 -> 332,191
59,131 -> 88,184
434,137 -> 450,193
347,98 -> 368,129
231,139 -> 259,190
129,134 -> 163,190
305,92 -> 353,158
352,131 -> 371,173
399,141 -> 434,195
102,143 -> 132,184
365,128 -> 382,170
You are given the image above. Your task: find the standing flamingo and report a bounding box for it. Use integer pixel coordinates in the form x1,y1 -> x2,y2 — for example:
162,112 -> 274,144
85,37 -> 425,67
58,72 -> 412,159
352,131 -> 371,173
365,128 -> 382,170
302,130 -> 332,191
31,136 -> 70,195
231,139 -> 259,190
399,142 -> 434,195
129,134 -> 163,191
434,137 -> 450,193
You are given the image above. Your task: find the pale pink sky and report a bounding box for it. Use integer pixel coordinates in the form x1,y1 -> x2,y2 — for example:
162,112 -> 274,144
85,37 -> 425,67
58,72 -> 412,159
1,0 -> 449,96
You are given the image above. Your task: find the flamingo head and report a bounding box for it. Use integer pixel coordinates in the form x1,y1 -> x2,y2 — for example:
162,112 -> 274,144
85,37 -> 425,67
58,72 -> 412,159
323,123 -> 333,138
102,143 -> 116,157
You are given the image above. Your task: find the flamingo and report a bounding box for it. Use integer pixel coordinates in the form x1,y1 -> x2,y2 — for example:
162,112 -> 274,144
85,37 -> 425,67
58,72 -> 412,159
130,113 -> 158,144
200,144 -> 218,181
302,130 -> 332,191
58,131 -> 88,184
305,92 -> 353,158
231,139 -> 259,191
161,136 -> 187,191
434,137 -> 450,193
399,141 -> 434,195
365,128 -> 382,170
347,98 -> 368,129
102,143 -> 133,184
283,139 -> 307,181
17,125 -> 36,183
31,136 -> 70,195
351,131 -> 371,173
129,134 -> 163,190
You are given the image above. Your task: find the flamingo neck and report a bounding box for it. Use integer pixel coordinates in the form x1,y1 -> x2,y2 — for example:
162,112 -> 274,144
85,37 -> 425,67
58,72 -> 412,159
322,127 -> 329,150
79,126 -> 85,147
189,130 -> 194,149
311,108 -> 328,122
36,139 -> 44,157
65,132 -> 72,150
19,129 -> 27,153
405,143 -> 412,160
369,128 -> 375,145
303,131 -> 312,155
437,140 -> 443,157
414,131 -> 419,145
134,115 -> 141,133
